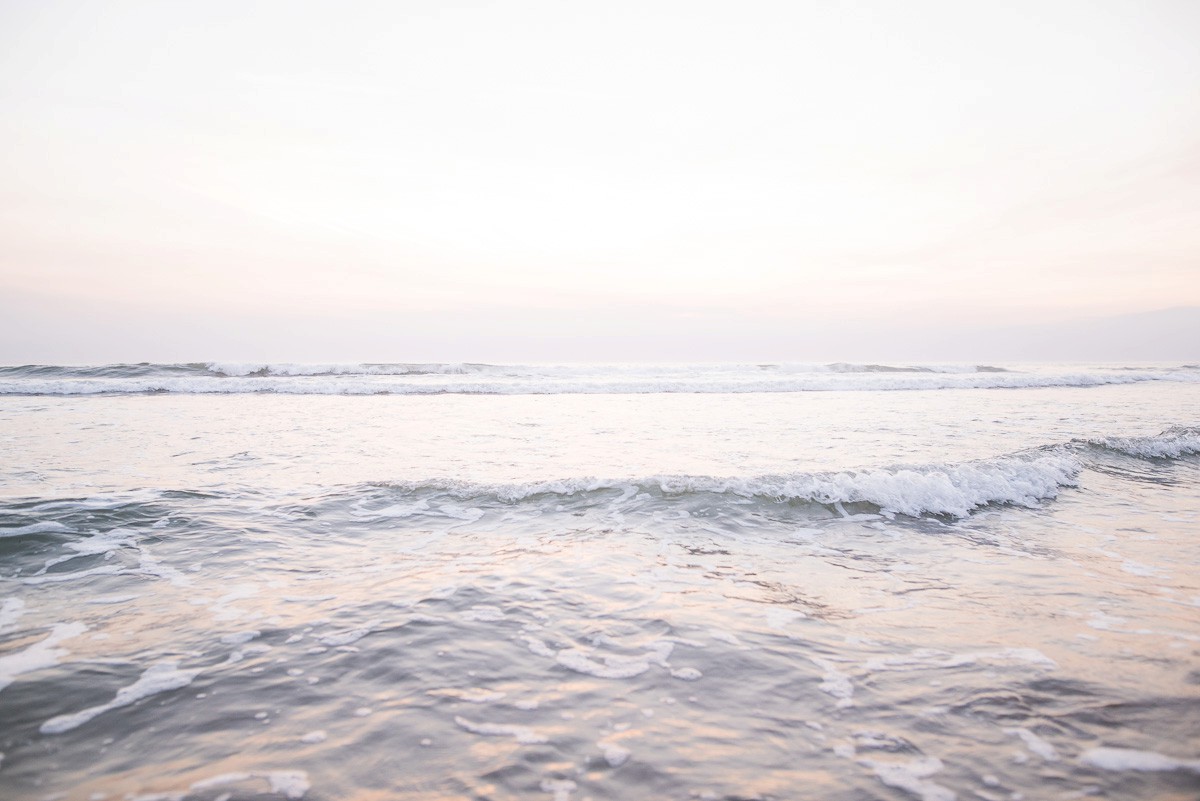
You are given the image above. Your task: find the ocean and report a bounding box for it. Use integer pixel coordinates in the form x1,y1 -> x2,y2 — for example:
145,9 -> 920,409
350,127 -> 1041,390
0,361 -> 1197,800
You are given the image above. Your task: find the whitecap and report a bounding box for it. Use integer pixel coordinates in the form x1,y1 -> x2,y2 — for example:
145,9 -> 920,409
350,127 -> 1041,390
0,621 -> 87,693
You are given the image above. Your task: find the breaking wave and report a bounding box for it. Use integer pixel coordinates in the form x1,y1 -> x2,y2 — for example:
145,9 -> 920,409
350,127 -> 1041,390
366,452 -> 1082,520
1083,426 -> 1200,460
1,362 -> 1198,396
334,428 -> 1198,520
0,430 -> 1192,530
334,429 -> 1191,521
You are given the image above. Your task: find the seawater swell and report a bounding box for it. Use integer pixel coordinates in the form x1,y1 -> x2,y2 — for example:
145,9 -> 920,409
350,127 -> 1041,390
364,453 -> 1081,521
1084,426 -> 1200,460
0,362 -> 490,380
332,426 -> 1200,521
1,362 -> 1198,395
4,430 -> 1190,532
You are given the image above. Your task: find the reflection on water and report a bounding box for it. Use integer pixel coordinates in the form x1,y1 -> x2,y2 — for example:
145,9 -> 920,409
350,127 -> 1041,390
1,466 -> 1198,800
0,386 -> 1198,800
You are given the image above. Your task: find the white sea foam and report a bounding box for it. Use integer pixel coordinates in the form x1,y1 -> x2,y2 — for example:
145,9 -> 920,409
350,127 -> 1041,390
540,779 -> 577,801
454,715 -> 547,744
1121,559 -> 1165,577
318,627 -> 372,646
1081,747 -> 1200,773
39,528 -> 136,572
555,648 -> 651,679
1089,427 -> 1200,459
748,455 -> 1080,518
861,732 -> 914,752
375,451 -> 1080,519
265,771 -> 311,798
190,772 -> 254,791
461,605 -> 505,622
73,527 -> 136,553
0,621 -> 87,693
864,647 -> 1057,673
21,564 -> 129,585
861,757 -> 955,801
190,770 -> 310,799
523,637 -> 557,658
708,630 -> 743,647
428,687 -> 507,703
598,740 -> 632,767
1005,727 -> 1060,761
0,597 -> 25,631
811,657 -> 855,707
135,545 -> 191,587
0,521 -> 72,537
363,501 -> 431,518
40,661 -> 202,734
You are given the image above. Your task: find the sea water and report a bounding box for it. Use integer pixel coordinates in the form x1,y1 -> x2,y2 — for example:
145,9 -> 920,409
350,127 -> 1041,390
0,362 -> 1197,800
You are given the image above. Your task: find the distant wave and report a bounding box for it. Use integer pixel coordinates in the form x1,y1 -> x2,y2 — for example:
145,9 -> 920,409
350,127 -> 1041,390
822,362 -> 1012,374
204,362 -> 495,377
1,362 -> 1198,396
0,362 -> 495,379
825,362 -> 936,374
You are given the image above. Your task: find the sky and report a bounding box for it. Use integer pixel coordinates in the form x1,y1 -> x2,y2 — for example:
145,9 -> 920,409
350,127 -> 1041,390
1,0 -> 1198,362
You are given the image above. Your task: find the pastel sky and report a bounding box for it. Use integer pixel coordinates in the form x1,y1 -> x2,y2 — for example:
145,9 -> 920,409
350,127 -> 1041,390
2,0 -> 1198,362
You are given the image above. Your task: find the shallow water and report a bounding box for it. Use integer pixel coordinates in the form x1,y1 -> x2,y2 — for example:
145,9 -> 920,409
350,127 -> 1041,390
1,367 -> 1198,800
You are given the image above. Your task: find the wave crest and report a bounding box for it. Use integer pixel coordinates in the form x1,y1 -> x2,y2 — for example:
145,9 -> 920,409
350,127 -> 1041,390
1086,426 -> 1200,460
203,362 -> 492,378
5,429 -> 1192,528
368,452 -> 1082,520
2,362 -> 1199,395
